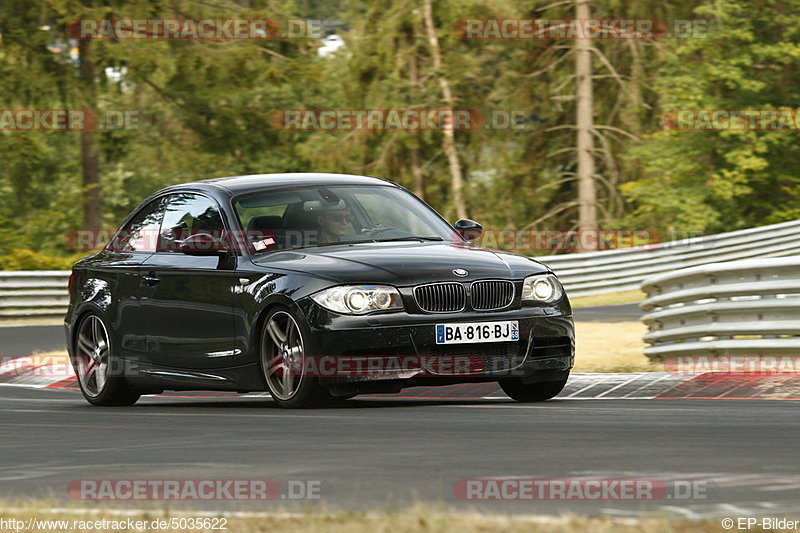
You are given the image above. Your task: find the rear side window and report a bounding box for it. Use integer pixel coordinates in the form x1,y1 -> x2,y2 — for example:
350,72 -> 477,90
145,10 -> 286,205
158,193 -> 226,252
108,198 -> 165,252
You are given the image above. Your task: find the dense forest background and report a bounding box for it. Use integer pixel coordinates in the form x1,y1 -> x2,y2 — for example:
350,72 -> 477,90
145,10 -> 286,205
1,0 -> 799,268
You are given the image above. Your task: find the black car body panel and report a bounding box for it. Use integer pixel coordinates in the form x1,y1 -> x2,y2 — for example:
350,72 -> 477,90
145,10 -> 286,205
65,173 -> 574,400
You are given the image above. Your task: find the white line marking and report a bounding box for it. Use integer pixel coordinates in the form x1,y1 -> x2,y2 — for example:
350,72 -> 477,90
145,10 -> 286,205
595,374 -> 648,398
0,382 -> 54,389
621,372 -> 674,398
562,381 -> 603,398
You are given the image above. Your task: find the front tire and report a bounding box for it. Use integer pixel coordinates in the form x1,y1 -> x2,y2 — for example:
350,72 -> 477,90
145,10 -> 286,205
71,313 -> 140,406
499,377 -> 568,402
259,307 -> 329,408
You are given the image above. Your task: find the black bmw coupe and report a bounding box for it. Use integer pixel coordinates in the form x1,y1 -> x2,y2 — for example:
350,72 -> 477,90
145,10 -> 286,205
65,173 -> 574,408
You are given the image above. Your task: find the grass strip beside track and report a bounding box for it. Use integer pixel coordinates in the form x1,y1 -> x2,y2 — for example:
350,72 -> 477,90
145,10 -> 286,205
569,290 -> 646,308
0,504 -> 777,533
573,321 -> 655,373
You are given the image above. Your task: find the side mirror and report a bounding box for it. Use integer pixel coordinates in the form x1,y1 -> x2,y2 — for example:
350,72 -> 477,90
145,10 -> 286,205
454,219 -> 483,241
179,233 -> 228,256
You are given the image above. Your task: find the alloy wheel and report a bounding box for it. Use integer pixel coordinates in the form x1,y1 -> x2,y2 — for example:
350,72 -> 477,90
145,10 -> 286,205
262,311 -> 306,400
74,315 -> 111,398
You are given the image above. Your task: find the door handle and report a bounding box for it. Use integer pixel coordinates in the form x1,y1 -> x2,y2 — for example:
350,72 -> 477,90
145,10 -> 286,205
142,273 -> 160,286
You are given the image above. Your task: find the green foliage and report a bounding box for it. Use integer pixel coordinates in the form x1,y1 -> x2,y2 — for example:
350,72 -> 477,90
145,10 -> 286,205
0,248 -> 88,270
0,0 -> 798,267
623,0 -> 800,233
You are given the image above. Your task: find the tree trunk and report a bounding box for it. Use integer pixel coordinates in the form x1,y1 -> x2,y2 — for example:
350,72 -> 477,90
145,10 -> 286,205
407,48 -> 425,200
422,0 -> 467,220
410,146 -> 425,199
78,38 -> 101,231
575,0 -> 597,244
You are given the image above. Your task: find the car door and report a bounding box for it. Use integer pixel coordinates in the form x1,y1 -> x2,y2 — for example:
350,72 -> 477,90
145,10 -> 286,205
139,192 -> 237,369
98,196 -> 166,358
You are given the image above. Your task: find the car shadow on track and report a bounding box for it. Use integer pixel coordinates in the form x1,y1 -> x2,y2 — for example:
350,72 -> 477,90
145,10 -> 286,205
126,397 -> 524,409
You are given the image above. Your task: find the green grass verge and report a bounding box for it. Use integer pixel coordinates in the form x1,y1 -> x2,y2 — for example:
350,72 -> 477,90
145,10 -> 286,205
570,290 -> 646,308
0,503 -> 768,533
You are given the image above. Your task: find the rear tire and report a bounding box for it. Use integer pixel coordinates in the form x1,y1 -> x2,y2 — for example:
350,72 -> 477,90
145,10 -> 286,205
71,313 -> 140,406
499,377 -> 568,402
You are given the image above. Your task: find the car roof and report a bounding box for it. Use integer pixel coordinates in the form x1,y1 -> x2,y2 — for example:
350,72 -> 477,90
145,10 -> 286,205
158,173 -> 399,197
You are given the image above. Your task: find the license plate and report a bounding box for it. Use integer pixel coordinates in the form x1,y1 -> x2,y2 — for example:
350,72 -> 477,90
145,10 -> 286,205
435,321 -> 519,345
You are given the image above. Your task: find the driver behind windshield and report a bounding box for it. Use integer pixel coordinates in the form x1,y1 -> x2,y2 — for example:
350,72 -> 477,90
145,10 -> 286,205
315,202 -> 353,243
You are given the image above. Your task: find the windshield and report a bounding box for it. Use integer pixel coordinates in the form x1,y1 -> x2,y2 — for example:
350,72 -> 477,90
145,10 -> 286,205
234,185 -> 460,253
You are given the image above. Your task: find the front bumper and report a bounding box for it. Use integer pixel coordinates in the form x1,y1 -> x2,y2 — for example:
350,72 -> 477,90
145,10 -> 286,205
297,298 -> 574,389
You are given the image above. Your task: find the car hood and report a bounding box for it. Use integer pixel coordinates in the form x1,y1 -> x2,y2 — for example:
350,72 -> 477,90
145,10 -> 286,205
251,242 -> 550,285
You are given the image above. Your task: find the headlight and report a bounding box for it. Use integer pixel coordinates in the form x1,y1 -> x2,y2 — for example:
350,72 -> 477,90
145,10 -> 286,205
311,285 -> 403,314
521,274 -> 563,303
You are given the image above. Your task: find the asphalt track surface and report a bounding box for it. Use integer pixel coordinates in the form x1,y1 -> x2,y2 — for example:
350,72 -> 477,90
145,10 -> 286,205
2,306 -> 799,520
0,386 -> 799,518
572,303 -> 643,322
2,324 -> 64,355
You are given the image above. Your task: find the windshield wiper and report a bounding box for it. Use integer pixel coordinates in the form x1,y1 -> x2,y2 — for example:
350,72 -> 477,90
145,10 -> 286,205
252,236 -> 443,253
253,239 -> 375,253
372,236 -> 444,243
312,239 -> 377,248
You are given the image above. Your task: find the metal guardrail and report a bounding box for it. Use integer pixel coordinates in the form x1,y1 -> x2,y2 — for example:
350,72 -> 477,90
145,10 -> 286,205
0,271 -> 70,319
540,220 -> 800,298
1,219 -> 799,318
639,257 -> 800,360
